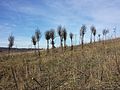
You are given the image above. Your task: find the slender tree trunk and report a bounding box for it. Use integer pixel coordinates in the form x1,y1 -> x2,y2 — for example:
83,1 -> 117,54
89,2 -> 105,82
38,42 -> 39,51
34,45 -> 36,54
81,36 -> 84,49
8,47 -> 10,54
82,39 -> 83,49
60,38 -> 63,50
38,42 -> 40,56
99,36 -> 100,42
64,40 -> 66,49
71,39 -> 73,50
52,39 -> 55,49
60,38 -> 62,47
52,40 -> 53,49
47,40 -> 49,53
105,35 -> 106,40
103,35 -> 105,44
90,32 -> 92,43
94,36 -> 95,43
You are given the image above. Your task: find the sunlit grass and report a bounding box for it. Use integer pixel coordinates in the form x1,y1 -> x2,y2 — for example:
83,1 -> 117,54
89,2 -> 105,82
0,39 -> 120,89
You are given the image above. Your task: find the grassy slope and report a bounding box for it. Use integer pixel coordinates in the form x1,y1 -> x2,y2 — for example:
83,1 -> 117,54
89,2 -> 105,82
0,39 -> 120,90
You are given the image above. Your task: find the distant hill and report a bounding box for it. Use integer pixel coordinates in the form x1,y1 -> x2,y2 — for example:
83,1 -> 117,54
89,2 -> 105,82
0,47 -> 43,53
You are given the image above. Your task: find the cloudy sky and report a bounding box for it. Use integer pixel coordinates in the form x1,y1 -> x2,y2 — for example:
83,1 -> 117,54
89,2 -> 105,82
0,0 -> 120,48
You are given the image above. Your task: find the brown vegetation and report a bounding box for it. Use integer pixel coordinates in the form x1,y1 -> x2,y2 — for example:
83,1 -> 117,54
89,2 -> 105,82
0,38 -> 120,90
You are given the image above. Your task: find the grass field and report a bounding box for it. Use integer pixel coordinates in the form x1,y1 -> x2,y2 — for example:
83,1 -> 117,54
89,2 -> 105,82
0,39 -> 120,90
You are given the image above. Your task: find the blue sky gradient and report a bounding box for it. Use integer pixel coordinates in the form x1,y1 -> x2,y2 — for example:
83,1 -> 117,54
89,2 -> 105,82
0,0 -> 120,48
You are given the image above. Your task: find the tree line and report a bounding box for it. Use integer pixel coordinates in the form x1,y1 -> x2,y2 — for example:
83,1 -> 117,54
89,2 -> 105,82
8,25 -> 113,54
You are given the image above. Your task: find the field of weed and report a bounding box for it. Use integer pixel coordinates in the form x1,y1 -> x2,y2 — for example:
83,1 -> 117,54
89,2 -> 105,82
0,39 -> 120,90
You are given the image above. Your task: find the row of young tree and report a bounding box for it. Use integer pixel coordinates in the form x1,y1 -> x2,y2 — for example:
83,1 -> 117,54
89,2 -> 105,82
8,25 -> 111,53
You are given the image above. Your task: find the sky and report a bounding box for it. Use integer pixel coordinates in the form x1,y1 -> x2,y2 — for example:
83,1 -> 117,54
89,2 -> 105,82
0,0 -> 120,48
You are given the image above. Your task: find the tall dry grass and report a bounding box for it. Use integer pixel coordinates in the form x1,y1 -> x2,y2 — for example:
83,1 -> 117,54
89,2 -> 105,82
0,39 -> 120,90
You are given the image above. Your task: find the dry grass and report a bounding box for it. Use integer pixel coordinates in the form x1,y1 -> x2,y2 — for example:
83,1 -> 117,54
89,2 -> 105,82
0,39 -> 120,90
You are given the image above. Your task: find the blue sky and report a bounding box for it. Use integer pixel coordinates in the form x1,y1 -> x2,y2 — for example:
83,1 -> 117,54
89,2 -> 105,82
0,0 -> 120,48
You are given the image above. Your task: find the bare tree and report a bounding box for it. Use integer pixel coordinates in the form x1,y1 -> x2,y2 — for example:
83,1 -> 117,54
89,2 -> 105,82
98,34 -> 101,42
32,35 -> 37,54
8,34 -> 14,53
80,25 -> 86,48
57,25 -> 64,49
69,32 -> 74,50
103,29 -> 109,40
113,27 -> 116,38
50,29 -> 55,49
91,26 -> 96,43
93,27 -> 96,43
45,31 -> 50,52
35,28 -> 42,56
90,26 -> 93,43
63,27 -> 67,49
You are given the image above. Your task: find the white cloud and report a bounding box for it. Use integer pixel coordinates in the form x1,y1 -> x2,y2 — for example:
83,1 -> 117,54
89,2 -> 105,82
2,0 -> 120,25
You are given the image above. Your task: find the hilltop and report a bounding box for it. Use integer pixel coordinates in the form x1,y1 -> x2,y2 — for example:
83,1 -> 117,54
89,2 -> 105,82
0,38 -> 120,90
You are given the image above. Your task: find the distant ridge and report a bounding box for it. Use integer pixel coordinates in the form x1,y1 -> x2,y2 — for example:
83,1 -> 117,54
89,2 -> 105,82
0,47 -> 43,52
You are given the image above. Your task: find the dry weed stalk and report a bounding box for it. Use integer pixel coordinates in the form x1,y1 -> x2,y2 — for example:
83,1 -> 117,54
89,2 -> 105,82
11,67 -> 19,90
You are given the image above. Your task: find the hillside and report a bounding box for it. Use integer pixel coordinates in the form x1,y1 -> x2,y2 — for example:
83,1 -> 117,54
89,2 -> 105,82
0,38 -> 120,90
